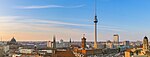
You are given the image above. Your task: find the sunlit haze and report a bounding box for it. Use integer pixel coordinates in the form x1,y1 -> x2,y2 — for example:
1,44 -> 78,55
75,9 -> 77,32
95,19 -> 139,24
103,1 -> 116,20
0,0 -> 150,41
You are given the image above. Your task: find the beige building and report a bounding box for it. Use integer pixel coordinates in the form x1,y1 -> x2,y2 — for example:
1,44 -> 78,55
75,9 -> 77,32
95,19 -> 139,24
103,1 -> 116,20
113,34 -> 119,48
106,40 -> 114,48
125,36 -> 150,57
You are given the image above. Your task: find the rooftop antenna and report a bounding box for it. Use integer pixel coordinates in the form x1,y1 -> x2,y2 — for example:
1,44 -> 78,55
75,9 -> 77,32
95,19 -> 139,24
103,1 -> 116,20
94,0 -> 97,16
94,0 -> 98,23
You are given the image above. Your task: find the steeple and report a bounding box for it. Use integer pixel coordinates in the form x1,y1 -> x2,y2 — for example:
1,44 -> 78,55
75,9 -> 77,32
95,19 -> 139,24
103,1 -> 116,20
93,0 -> 98,49
81,34 -> 86,49
53,35 -> 56,49
52,35 -> 56,57
70,38 -> 71,43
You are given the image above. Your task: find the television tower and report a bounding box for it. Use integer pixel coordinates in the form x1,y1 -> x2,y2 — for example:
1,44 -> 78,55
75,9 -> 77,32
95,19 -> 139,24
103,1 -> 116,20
93,0 -> 98,49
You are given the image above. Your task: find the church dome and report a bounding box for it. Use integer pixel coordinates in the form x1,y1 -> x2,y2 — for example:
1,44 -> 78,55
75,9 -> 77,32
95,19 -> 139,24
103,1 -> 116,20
10,37 -> 16,43
144,36 -> 148,40
107,40 -> 112,43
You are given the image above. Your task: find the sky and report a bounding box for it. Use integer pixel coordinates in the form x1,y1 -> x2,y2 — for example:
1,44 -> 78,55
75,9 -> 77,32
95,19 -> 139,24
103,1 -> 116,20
0,0 -> 150,41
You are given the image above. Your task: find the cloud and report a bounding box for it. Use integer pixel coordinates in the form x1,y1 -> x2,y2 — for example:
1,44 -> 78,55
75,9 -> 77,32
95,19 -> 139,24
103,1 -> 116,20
28,19 -> 92,26
99,28 -> 126,32
17,5 -> 64,9
0,16 -> 21,20
66,4 -> 86,8
0,16 -> 126,32
0,16 -> 88,41
0,16 -> 128,41
16,4 -> 85,9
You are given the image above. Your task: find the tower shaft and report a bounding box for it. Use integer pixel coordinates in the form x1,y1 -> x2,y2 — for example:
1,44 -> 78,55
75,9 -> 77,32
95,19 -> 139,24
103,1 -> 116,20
94,22 -> 98,49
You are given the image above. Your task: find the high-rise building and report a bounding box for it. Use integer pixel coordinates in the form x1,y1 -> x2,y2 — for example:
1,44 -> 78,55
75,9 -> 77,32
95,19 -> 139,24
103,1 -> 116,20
113,34 -> 119,43
113,34 -> 119,48
123,41 -> 130,46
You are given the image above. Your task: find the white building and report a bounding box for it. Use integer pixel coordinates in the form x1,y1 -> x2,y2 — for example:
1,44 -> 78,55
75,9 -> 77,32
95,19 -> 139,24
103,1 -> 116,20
3,45 -> 9,53
12,54 -> 21,57
19,49 -> 34,54
0,41 -> 7,45
47,41 -> 52,48
56,42 -> 70,48
0,45 -> 9,53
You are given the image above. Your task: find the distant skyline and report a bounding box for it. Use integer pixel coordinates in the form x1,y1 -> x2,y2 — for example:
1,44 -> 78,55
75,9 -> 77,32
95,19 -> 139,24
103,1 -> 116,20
0,0 -> 150,41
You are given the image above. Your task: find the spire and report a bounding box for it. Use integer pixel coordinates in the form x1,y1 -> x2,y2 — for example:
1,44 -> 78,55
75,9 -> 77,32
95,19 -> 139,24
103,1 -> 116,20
69,38 -> 72,47
69,38 -> 71,43
52,35 -> 56,57
53,35 -> 56,49
53,35 -> 56,42
94,0 -> 97,16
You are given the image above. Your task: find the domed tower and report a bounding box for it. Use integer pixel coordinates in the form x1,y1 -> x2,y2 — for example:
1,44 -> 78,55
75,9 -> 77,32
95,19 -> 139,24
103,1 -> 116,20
10,37 -> 16,43
81,34 -> 86,49
10,37 -> 17,44
143,36 -> 149,51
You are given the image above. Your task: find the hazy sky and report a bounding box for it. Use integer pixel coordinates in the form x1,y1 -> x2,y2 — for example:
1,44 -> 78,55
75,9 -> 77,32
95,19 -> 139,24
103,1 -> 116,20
0,0 -> 150,41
